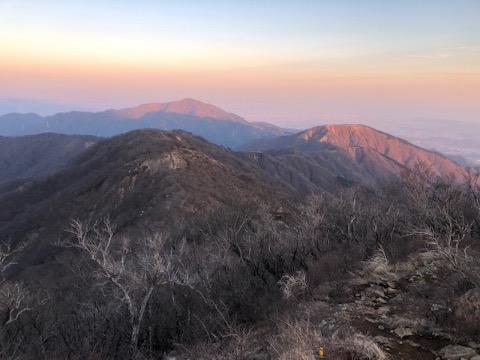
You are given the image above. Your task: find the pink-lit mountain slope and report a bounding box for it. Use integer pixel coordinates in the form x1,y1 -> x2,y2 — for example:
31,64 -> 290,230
0,99 -> 292,148
242,124 -> 466,184
114,98 -> 247,122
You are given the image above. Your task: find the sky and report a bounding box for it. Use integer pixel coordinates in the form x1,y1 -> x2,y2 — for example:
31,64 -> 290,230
1,0 -> 480,127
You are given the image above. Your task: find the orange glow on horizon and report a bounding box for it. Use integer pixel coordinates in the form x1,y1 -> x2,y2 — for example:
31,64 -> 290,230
2,41 -> 479,122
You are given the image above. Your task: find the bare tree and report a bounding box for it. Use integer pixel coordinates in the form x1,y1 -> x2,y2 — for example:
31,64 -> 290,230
0,283 -> 35,326
0,240 -> 48,359
60,218 -> 184,357
0,241 -> 25,284
399,161 -> 436,225
462,166 -> 480,225
0,241 -> 36,326
406,174 -> 480,288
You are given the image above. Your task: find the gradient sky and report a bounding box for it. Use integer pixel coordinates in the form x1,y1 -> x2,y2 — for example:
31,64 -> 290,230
1,0 -> 480,126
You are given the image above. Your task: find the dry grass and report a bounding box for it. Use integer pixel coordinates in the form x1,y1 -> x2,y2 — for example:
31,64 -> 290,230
267,318 -> 388,360
278,271 -> 307,299
363,246 -> 398,282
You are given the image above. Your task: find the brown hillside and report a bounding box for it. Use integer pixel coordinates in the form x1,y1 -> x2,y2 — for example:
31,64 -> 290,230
0,129 -> 299,266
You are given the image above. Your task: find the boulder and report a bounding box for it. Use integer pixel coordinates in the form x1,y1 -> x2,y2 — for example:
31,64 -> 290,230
468,342 -> 480,350
393,327 -> 414,339
376,297 -> 387,304
438,345 -> 476,360
376,306 -> 390,315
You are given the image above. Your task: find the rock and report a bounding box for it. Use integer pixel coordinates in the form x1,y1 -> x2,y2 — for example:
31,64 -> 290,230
468,342 -> 480,349
470,356 -> 480,360
311,288 -> 329,302
438,345 -> 476,360
373,289 -> 387,298
405,339 -> 421,348
376,306 -> 390,315
367,284 -> 386,296
378,325 -> 385,330
387,287 -> 400,294
393,327 -> 414,339
376,297 -> 387,304
374,335 -> 393,347
387,281 -> 396,289
411,323 -> 425,334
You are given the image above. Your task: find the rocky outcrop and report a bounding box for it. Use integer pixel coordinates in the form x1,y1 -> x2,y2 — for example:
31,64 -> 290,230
304,251 -> 480,360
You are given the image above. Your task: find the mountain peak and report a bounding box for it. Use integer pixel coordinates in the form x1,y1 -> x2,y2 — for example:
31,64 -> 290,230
117,98 -> 247,123
299,124 -> 378,143
295,123 -> 436,156
242,123 -> 465,182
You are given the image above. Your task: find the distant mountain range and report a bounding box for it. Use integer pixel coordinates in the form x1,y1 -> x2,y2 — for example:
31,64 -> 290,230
0,99 -> 468,189
2,97 -> 479,164
0,98 -> 293,148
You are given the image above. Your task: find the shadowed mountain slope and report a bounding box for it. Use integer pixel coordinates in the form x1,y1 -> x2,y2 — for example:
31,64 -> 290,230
0,133 -> 100,184
0,129 -> 309,267
0,125 -> 469,269
0,99 -> 291,148
242,124 -> 465,184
